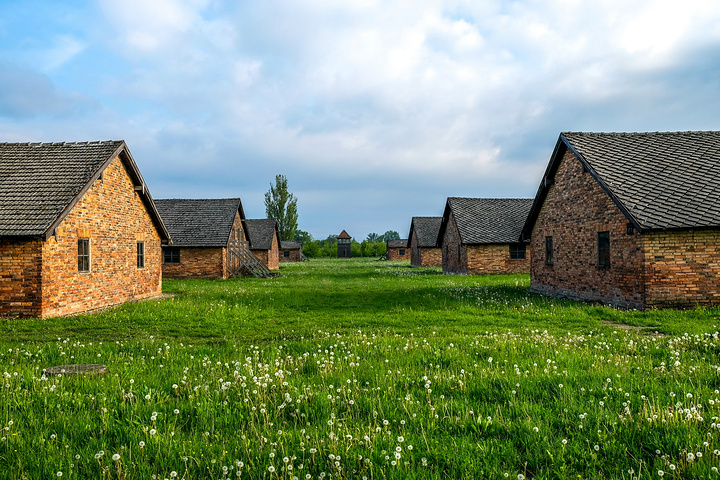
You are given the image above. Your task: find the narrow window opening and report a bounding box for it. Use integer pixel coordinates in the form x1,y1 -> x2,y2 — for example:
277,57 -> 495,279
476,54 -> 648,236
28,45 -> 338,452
598,231 -> 610,267
545,236 -> 554,265
626,223 -> 634,235
137,241 -> 145,269
78,239 -> 90,272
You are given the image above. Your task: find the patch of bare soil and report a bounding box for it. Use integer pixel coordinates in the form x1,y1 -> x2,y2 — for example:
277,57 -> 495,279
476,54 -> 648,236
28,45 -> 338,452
600,319 -> 664,335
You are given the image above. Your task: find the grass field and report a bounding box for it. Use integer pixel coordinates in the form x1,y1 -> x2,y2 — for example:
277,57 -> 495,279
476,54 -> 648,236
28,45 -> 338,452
2,258 -> 720,479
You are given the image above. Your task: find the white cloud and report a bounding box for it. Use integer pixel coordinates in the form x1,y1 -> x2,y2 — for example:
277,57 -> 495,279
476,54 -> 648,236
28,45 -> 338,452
3,0 -> 720,237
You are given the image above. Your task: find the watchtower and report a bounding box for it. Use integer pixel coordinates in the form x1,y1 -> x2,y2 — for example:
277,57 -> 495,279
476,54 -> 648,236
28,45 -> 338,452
337,230 -> 352,258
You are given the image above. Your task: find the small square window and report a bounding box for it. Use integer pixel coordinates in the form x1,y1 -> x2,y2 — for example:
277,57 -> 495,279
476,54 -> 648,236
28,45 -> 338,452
627,223 -> 634,235
284,251 -> 290,258
510,243 -> 526,260
163,247 -> 180,264
545,236 -> 554,265
399,249 -> 406,256
137,241 -> 145,269
78,239 -> 90,272
598,231 -> 610,267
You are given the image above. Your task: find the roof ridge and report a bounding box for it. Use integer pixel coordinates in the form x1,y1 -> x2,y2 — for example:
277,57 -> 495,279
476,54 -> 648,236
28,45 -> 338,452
563,130 -> 720,136
0,140 -> 121,147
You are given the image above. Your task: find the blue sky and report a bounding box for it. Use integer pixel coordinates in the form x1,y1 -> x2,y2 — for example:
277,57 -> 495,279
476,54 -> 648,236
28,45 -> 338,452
2,0 -> 720,240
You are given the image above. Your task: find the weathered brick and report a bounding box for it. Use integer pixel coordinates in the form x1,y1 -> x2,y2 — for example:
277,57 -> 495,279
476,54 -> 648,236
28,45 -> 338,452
1,156 -> 163,318
529,150 -> 720,309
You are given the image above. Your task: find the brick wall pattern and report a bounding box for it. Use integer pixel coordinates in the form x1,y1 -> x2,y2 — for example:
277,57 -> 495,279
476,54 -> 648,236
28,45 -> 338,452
280,248 -> 302,262
387,247 -> 410,261
162,212 -> 246,279
1,156 -> 163,317
529,150 -> 720,309
252,232 -> 279,270
410,235 -> 442,267
442,212 -> 530,275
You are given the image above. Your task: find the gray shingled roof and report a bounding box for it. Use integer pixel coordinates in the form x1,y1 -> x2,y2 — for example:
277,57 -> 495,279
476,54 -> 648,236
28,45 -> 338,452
245,219 -> 279,250
0,141 -> 169,241
387,239 -> 408,248
0,141 -> 125,237
280,241 -> 301,250
409,217 -> 442,247
561,131 -> 720,230
444,198 -> 533,244
155,198 -> 243,247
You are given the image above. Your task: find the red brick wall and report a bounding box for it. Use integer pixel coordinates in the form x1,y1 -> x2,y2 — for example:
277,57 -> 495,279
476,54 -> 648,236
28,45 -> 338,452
643,230 -> 720,308
466,244 -> 530,275
253,232 -> 280,270
442,213 -> 466,274
419,248 -> 442,267
387,247 -> 410,261
410,234 -> 442,267
0,238 -> 43,317
280,248 -> 302,262
529,150 -> 646,309
410,234 -> 421,267
39,156 -> 163,317
162,212 -> 246,279
268,232 -> 279,270
162,247 -> 225,279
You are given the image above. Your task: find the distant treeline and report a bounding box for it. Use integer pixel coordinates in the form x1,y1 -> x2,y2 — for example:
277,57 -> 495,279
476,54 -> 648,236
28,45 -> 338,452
294,230 -> 400,258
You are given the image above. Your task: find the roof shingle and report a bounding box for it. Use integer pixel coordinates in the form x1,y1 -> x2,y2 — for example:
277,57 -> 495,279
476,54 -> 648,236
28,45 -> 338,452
245,219 -> 279,250
0,141 -> 125,237
155,198 -> 243,247
409,217 -> 442,248
561,131 -> 720,230
387,239 -> 408,248
445,198 -> 533,244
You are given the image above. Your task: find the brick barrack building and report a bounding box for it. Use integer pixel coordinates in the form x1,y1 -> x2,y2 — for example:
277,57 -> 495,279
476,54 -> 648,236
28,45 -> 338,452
439,197 -> 533,275
0,141 -> 170,317
245,219 -> 281,271
408,216 -> 442,267
386,239 -> 410,260
280,241 -> 303,262
154,198 -> 249,279
522,131 -> 720,309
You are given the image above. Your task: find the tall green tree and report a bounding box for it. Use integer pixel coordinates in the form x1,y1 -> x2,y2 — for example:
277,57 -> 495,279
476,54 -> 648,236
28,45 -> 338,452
382,230 -> 400,241
293,230 -> 313,245
264,174 -> 299,241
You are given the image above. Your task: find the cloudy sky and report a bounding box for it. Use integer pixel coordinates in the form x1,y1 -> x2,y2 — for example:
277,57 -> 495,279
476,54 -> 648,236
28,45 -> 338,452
1,0 -> 719,240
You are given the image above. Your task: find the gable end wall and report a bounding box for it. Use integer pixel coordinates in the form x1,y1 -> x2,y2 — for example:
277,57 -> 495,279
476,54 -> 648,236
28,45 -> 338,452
40,156 -> 162,317
529,150 -> 645,308
442,213 -> 466,274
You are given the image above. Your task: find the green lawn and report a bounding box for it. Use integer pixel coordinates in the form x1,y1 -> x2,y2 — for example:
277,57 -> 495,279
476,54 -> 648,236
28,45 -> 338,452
2,258 -> 720,479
